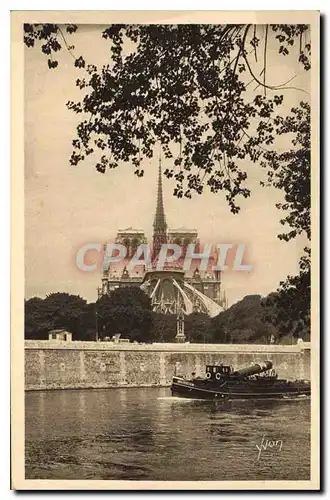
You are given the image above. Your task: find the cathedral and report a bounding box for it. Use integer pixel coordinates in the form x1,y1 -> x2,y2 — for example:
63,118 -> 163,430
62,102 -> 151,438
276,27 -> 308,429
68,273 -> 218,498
98,163 -> 227,317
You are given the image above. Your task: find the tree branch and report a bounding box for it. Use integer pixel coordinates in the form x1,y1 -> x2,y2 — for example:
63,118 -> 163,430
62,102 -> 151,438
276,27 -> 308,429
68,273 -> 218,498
263,25 -> 268,97
243,50 -> 309,94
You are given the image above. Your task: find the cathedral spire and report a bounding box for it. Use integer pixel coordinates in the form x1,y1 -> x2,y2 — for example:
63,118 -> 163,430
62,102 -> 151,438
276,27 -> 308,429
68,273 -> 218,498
153,158 -> 167,259
153,159 -> 167,230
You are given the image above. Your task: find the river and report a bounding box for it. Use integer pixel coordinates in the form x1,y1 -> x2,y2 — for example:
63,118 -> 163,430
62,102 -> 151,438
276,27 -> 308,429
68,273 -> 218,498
25,388 -> 310,481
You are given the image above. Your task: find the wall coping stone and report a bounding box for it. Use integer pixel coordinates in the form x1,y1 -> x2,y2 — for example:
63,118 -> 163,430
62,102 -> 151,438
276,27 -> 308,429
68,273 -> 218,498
25,340 -> 310,353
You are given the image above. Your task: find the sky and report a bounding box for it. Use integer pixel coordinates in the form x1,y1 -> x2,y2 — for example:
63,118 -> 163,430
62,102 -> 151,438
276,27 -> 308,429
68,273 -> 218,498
25,24 -> 310,306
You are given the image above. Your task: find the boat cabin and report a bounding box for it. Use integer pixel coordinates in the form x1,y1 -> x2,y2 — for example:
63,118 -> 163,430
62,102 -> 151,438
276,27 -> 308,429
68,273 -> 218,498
205,364 -> 231,380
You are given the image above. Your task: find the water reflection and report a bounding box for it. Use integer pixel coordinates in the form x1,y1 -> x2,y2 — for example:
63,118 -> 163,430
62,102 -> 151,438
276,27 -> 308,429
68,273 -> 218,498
25,388 -> 310,481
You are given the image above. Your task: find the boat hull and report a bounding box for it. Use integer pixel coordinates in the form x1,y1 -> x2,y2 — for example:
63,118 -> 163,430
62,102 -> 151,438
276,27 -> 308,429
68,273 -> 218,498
171,378 -> 311,401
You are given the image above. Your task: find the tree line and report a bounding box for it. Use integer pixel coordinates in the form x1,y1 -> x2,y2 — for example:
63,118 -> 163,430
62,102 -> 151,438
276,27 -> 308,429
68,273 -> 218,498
25,286 -> 309,344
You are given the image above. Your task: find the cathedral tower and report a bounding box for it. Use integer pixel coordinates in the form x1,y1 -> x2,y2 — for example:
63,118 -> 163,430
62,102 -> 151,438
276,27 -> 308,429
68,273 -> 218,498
152,160 -> 167,260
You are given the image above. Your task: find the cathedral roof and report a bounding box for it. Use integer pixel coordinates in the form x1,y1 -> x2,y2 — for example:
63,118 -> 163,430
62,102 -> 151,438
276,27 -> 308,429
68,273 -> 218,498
107,259 -> 146,279
168,227 -> 198,234
117,227 -> 145,235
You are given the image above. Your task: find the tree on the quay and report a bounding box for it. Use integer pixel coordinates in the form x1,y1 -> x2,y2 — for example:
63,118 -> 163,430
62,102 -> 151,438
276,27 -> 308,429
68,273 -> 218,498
25,297 -> 53,339
184,312 -> 213,343
79,302 -> 99,341
96,286 -> 153,342
211,294 -> 277,344
260,256 -> 310,342
24,292 -> 88,339
151,312 -> 177,342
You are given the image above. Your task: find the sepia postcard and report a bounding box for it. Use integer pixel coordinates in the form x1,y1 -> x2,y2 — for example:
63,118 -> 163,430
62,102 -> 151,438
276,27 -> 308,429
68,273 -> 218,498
11,10 -> 320,490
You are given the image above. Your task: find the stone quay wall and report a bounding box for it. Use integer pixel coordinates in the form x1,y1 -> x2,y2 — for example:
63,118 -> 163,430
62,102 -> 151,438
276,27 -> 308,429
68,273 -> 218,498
24,340 -> 311,391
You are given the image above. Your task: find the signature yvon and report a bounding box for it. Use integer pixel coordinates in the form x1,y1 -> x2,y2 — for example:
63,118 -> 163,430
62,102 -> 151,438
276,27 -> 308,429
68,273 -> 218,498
256,436 -> 283,460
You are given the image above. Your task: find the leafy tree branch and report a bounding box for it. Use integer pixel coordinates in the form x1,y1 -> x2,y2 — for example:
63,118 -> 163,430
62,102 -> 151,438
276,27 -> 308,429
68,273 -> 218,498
24,23 -> 311,214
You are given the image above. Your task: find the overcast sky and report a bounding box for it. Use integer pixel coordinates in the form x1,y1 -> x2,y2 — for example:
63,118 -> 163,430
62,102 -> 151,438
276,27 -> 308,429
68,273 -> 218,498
25,25 -> 310,306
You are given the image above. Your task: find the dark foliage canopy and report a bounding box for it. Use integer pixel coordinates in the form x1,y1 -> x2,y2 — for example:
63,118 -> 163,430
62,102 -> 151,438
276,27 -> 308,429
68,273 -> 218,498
261,101 -> 310,242
185,312 -> 213,343
24,23 -> 311,213
211,294 -> 278,344
260,102 -> 311,338
25,292 -> 87,339
150,312 -> 176,343
96,286 -> 153,342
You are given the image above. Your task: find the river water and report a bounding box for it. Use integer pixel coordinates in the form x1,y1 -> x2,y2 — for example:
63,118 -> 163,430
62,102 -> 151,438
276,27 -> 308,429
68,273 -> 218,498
25,388 -> 310,481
